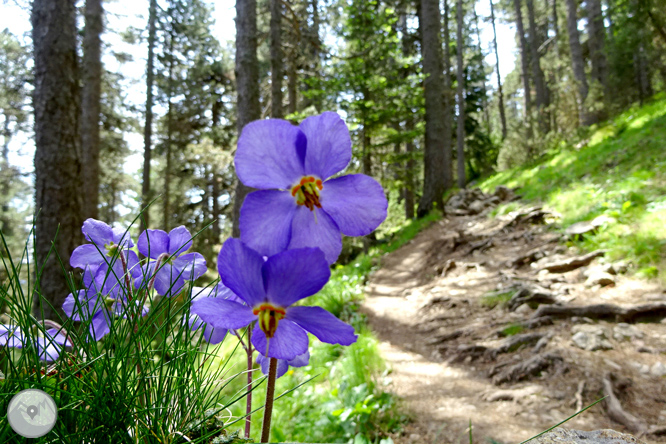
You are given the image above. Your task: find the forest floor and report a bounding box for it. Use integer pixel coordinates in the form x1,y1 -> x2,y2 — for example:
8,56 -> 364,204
362,187 -> 666,444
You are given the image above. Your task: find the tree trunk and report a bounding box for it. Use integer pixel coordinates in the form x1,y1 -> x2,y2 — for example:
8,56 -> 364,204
164,27 -> 174,231
398,9 -> 415,220
490,0 -> 508,140
514,0 -> 533,120
565,0 -> 593,125
442,0 -> 453,172
270,0 -> 283,118
472,4 -> 490,131
80,0 -> 103,219
2,115 -> 12,239
587,0 -> 608,118
526,0 -> 550,132
140,0 -> 157,232
417,0 -> 452,217
232,0 -> 261,238
32,0 -> 83,320
287,41 -> 297,115
456,0 -> 466,189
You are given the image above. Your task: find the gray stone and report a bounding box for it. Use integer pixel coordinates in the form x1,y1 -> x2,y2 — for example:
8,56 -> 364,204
585,270 -> 615,287
571,325 -> 613,351
650,362 -> 666,377
468,200 -> 486,215
534,427 -> 646,444
613,323 -> 644,342
515,303 -> 533,315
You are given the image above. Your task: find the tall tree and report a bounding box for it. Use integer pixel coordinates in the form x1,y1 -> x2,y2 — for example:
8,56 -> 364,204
231,0 -> 260,237
513,0 -> 532,121
32,0 -> 84,319
565,0 -> 592,124
270,0 -> 284,118
140,0 -> 157,232
489,0 -> 507,140
455,0 -> 466,188
417,0 -> 452,216
587,0 -> 608,98
526,0 -> 550,132
80,0 -> 104,219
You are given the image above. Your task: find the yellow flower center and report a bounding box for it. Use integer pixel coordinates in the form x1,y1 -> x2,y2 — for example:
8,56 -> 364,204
291,176 -> 323,211
253,303 -> 286,339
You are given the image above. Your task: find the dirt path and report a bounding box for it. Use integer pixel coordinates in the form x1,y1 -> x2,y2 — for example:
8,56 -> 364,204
362,189 -> 666,444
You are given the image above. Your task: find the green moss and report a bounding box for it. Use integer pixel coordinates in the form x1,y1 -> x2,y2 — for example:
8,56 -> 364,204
480,290 -> 513,308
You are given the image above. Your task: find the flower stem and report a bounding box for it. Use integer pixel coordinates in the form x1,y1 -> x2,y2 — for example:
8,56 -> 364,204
245,327 -> 253,439
118,249 -> 134,302
260,357 -> 278,443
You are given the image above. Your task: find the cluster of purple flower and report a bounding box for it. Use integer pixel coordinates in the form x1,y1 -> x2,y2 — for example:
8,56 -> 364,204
4,112 -> 387,379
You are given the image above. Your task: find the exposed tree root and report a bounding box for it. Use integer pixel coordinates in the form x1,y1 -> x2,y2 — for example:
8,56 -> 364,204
539,249 -> 606,273
533,302 -> 666,322
602,373 -> 647,435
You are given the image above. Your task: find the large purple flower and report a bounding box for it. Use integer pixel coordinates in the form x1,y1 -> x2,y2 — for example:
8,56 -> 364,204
236,112 -> 388,264
0,325 -> 71,362
191,239 -> 357,360
187,283 -> 240,344
136,226 -> 207,296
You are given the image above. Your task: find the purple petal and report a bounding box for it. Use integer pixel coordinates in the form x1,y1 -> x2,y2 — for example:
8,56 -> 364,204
287,207 -> 342,264
191,298 -> 256,330
154,263 -> 186,296
82,218 -> 113,246
168,226 -> 193,255
174,253 -> 207,280
235,119 -> 306,189
203,324 -> 228,344
0,325 -> 25,348
111,227 -> 134,248
45,328 -> 71,347
192,283 -> 236,302
217,239 -> 267,307
288,350 -> 310,367
70,244 -> 104,270
90,311 -> 111,340
63,290 -> 101,321
239,190 -> 297,258
320,174 -> 387,236
37,337 -> 62,362
286,306 -> 357,346
257,353 -> 290,378
262,248 -> 330,307
251,320 -> 309,361
299,112 -> 352,180
138,229 -> 169,259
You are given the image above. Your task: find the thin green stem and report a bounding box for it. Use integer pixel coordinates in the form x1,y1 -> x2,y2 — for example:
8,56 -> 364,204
260,357 -> 278,443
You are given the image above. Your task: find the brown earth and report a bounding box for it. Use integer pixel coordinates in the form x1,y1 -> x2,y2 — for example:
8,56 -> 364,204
362,191 -> 666,444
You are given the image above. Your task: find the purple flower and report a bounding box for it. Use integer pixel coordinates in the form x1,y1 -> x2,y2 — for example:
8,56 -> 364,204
136,226 -> 207,296
0,325 -> 71,362
188,284 -> 239,344
257,350 -> 309,379
191,239 -> 357,361
70,219 -> 139,288
236,112 -> 388,264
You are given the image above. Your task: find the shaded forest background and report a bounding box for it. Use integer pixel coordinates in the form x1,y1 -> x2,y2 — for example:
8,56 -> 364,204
0,0 -> 665,319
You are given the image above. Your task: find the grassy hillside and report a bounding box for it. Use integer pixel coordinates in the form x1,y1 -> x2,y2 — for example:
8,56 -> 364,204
480,94 -> 666,281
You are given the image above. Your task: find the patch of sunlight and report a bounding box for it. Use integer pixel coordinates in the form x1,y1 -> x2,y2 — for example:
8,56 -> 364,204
548,187 -> 597,224
588,125 -> 616,146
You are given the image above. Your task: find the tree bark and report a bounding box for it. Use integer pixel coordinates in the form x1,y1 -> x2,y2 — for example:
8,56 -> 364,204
398,9 -> 415,220
80,0 -> 103,219
417,0 -> 452,217
513,0 -> 532,120
526,0 -> 550,132
270,0 -> 283,118
455,0 -> 466,189
490,0 -> 508,140
140,0 -> 157,232
565,0 -> 593,125
587,0 -> 608,91
32,0 -> 83,320
472,4 -> 490,131
232,0 -> 261,238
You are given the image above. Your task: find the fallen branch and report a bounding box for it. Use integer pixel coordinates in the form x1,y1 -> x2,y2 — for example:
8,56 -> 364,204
533,302 -> 666,322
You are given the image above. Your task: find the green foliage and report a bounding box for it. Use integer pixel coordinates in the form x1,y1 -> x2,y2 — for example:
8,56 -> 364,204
500,323 -> 525,337
481,94 -> 666,281
480,290 -> 513,308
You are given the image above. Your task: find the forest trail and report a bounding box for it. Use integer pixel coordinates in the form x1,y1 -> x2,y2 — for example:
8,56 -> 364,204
362,188 -> 666,444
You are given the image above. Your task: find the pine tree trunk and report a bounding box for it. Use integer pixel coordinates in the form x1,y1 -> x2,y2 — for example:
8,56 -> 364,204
164,28 -> 174,231
514,0 -> 533,120
32,0 -> 83,320
472,5 -> 490,131
417,0 -> 452,217
80,0 -> 103,219
490,0 -> 508,140
287,42 -> 297,114
565,0 -> 593,125
398,8 -> 415,220
456,0 -> 466,189
232,0 -> 261,238
140,0 -> 157,232
2,116 -> 12,239
526,0 -> 550,132
270,0 -> 283,118
587,0 -> 608,117
442,0 -> 453,172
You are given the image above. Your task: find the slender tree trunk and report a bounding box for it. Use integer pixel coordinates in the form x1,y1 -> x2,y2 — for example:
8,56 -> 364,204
1,116 -> 12,238
80,0 -> 103,219
417,0 -> 452,216
514,0 -> 532,120
32,0 -> 83,320
587,0 -> 608,117
164,28 -> 174,231
310,0 -> 321,111
287,43 -> 297,114
270,0 -> 283,118
398,9 -> 415,220
472,5 -> 490,131
565,0 -> 593,125
232,0 -> 261,238
526,0 -> 550,132
141,0 -> 157,232
443,0 -> 453,165
490,0 -> 508,140
456,0 -> 466,189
